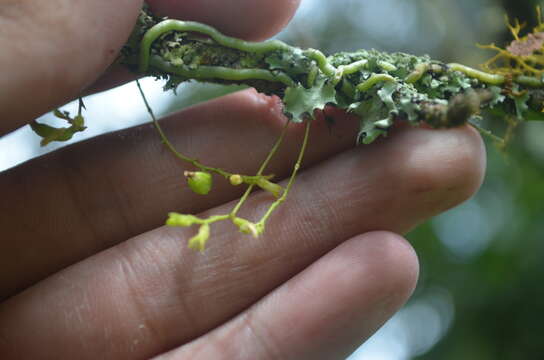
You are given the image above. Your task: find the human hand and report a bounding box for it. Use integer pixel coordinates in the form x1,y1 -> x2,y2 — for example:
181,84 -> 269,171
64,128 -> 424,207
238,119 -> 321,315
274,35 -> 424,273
0,1 -> 485,359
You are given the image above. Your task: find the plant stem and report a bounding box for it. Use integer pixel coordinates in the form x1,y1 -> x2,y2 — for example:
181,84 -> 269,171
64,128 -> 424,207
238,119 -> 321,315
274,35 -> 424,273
257,120 -> 311,229
230,120 -> 291,218
357,74 -> 396,92
149,57 -> 296,87
448,63 -> 505,85
139,20 -> 293,73
136,79 -> 243,179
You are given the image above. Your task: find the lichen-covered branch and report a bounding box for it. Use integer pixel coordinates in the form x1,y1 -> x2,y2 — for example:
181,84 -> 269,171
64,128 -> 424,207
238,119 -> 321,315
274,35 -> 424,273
120,3 -> 544,146
32,3 -> 544,251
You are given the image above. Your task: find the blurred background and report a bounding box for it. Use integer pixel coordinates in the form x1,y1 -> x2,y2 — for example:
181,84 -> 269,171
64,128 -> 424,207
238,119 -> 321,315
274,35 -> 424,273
1,0 -> 543,358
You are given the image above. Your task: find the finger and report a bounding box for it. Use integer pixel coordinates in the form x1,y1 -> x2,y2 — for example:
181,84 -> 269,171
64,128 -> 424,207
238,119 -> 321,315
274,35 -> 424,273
158,232 -> 419,360
0,0 -> 143,134
0,0 -> 300,133
85,0 -> 301,97
150,0 -> 300,41
0,89 -> 359,300
0,125 -> 484,360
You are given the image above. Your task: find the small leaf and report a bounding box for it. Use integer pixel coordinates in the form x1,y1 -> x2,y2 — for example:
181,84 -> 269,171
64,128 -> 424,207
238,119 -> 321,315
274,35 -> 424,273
357,120 -> 387,145
53,109 -> 70,120
487,86 -> 506,108
31,108 -> 87,146
30,121 -> 86,146
265,49 -> 311,77
349,92 -> 391,145
282,77 -> 337,121
377,81 -> 398,110
512,92 -> 530,119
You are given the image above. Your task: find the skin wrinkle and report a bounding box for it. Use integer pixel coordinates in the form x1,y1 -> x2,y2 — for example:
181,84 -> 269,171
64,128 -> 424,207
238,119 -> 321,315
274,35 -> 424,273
114,239 -> 203,353
103,161 -> 140,242
114,248 -> 165,355
312,149 -> 396,230
398,126 -> 486,212
109,124 -> 191,229
165,309 -> 284,360
239,311 -> 284,360
0,165 -> 83,300
205,324 -> 239,360
57,149 -> 120,248
169,253 -> 232,345
284,173 -> 345,249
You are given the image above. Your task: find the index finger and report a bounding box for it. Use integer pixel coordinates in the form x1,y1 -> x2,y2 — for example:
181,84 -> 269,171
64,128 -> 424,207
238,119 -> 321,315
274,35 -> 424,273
152,0 -> 300,41
87,0 -> 301,96
0,0 -> 300,134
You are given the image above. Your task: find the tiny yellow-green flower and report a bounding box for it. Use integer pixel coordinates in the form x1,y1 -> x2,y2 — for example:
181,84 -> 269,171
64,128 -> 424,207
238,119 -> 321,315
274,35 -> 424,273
188,224 -> 211,252
166,212 -> 199,227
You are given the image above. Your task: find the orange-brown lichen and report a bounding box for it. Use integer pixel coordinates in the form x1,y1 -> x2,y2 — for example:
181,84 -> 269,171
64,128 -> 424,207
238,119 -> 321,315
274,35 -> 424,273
479,7 -> 544,77
507,32 -> 544,56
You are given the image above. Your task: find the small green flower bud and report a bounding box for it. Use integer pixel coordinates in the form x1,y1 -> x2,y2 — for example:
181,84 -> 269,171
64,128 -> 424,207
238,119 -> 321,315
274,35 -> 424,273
166,212 -> 199,227
229,174 -> 244,186
188,223 -> 210,252
73,114 -> 86,129
185,171 -> 212,195
256,178 -> 284,198
233,217 -> 261,238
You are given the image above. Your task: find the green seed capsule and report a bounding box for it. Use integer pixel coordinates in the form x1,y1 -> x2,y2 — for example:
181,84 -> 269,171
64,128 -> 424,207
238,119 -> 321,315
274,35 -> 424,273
185,171 -> 213,195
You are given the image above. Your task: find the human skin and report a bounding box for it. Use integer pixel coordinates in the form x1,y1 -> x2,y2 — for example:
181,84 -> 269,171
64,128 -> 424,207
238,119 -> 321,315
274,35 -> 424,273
0,1 -> 486,359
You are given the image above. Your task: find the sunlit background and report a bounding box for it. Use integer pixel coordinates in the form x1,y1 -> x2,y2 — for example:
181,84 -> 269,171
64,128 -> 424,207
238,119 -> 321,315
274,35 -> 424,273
2,0 -> 543,358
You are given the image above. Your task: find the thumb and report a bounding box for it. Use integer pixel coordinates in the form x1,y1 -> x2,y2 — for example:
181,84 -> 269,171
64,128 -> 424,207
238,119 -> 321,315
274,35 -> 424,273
0,0 -> 143,134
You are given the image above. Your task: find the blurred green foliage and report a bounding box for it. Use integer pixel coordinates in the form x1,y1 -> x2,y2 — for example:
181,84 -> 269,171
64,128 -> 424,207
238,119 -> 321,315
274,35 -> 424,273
412,1 -> 544,358
412,142 -> 544,358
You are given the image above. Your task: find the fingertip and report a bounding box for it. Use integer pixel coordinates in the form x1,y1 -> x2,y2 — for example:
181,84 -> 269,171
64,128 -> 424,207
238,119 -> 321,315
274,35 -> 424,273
148,0 -> 300,40
456,124 -> 487,196
338,231 -> 420,309
389,125 -> 487,217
